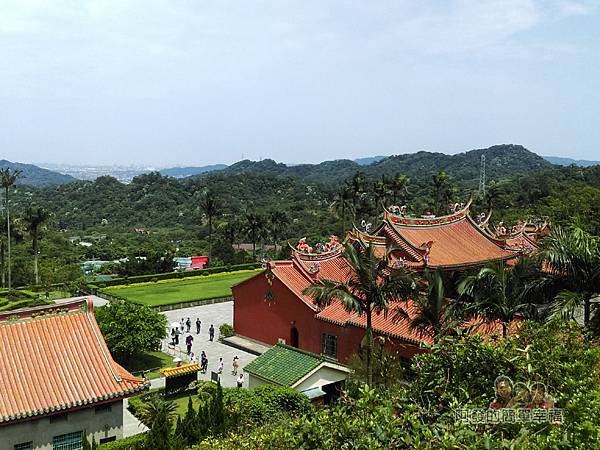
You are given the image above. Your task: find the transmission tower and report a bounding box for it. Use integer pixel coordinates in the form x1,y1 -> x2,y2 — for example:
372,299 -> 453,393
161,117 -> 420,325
479,154 -> 486,194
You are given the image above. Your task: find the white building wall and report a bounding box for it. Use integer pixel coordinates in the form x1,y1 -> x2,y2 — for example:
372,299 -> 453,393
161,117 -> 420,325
0,400 -> 124,450
295,366 -> 349,392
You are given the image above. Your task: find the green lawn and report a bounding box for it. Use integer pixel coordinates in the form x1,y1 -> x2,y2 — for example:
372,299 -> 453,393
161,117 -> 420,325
101,269 -> 261,306
123,351 -> 174,380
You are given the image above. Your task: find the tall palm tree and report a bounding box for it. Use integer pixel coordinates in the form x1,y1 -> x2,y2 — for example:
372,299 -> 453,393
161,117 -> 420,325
0,168 -> 23,289
458,262 -> 537,337
348,171 -> 367,221
23,205 -> 51,285
432,170 -> 451,215
244,212 -> 264,259
200,190 -> 220,264
373,175 -> 392,212
268,210 -> 290,251
330,185 -> 354,235
406,269 -> 460,343
391,174 -> 411,205
540,225 -> 600,325
304,243 -> 417,385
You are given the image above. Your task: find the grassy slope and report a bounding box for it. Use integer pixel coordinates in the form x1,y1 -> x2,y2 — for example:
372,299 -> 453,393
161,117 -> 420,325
123,351 -> 174,379
101,269 -> 262,306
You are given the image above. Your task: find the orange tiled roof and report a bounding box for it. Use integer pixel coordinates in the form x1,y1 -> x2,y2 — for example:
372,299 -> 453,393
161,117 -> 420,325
316,299 -> 517,345
0,298 -> 149,424
160,363 -> 200,377
383,214 -> 517,268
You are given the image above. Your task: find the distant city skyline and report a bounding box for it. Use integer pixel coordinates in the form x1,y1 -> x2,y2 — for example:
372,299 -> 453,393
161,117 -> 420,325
2,1 -> 599,165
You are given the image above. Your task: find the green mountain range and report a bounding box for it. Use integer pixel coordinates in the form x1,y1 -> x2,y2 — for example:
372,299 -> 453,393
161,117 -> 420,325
0,160 -> 77,187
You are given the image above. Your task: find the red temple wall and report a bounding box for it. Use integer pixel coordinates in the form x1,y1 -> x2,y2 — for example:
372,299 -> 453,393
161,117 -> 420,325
232,272 -> 423,363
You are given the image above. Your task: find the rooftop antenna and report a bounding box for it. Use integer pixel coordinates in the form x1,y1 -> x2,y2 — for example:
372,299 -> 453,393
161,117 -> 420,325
479,154 -> 486,194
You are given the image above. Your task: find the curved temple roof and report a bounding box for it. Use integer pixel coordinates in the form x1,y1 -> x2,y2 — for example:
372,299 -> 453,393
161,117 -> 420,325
0,298 -> 149,424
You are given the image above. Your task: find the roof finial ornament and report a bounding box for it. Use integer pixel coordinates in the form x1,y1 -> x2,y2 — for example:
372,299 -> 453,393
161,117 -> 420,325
361,220 -> 372,233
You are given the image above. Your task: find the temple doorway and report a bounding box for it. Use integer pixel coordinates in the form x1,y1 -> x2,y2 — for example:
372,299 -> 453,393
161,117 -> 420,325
290,326 -> 299,348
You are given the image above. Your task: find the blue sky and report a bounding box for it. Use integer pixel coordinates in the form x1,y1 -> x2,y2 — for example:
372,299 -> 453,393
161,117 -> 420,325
1,1 -> 599,166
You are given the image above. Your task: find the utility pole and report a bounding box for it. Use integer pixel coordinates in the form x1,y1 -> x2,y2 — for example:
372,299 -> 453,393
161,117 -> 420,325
479,154 -> 486,194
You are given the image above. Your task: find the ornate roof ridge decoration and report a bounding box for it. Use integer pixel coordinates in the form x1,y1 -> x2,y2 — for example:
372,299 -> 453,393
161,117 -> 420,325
473,208 -> 493,229
346,225 -> 388,246
384,196 -> 473,227
289,236 -> 344,262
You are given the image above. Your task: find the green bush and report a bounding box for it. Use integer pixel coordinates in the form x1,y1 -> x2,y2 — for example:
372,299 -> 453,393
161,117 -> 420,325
196,322 -> 600,449
97,433 -> 146,450
223,385 -> 312,428
218,323 -> 234,338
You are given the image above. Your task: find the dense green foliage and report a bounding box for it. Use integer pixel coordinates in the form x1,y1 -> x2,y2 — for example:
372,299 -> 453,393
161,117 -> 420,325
200,322 -> 600,449
95,300 -> 167,363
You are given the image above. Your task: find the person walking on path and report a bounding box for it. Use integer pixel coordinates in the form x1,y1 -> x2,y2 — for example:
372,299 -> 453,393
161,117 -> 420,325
180,318 -> 185,332
237,373 -> 244,388
186,317 -> 192,333
232,355 -> 239,375
188,352 -> 197,364
174,327 -> 181,345
200,351 -> 208,373
209,324 -> 215,341
185,333 -> 194,355
196,318 -> 201,334
217,357 -> 224,374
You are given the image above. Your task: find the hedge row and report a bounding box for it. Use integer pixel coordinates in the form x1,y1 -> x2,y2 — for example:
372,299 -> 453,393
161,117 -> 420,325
89,263 -> 262,288
96,433 -> 146,449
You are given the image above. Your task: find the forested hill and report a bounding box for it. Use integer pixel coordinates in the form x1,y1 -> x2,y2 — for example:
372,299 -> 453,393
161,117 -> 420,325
212,144 -> 553,185
0,160 -> 77,186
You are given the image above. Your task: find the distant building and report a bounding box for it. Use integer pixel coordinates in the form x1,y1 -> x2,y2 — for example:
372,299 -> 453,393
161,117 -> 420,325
0,298 -> 148,449
190,256 -> 209,270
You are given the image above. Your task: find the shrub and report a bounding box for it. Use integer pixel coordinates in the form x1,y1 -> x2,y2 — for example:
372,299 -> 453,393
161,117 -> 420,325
218,323 -> 234,338
97,433 -> 146,449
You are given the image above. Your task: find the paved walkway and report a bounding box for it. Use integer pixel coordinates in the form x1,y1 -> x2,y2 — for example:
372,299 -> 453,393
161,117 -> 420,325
122,397 -> 148,437
160,302 -> 257,388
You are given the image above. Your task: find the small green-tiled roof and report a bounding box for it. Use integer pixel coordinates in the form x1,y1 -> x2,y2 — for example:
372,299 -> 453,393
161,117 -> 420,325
243,344 -> 324,386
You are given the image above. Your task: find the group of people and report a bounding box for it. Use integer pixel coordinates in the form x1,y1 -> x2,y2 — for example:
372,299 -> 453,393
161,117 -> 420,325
170,317 -> 215,348
169,316 -> 244,388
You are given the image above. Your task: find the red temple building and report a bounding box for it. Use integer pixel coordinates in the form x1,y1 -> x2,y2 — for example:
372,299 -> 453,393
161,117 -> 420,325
232,201 -> 544,363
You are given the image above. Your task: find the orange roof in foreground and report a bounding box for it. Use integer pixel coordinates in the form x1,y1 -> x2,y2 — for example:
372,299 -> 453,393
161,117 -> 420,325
0,298 -> 148,424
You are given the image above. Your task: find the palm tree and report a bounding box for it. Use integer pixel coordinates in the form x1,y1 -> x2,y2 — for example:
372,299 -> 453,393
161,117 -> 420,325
540,225 -> 600,326
304,243 -> 418,385
268,210 -> 290,251
200,190 -> 220,264
330,185 -> 354,235
138,396 -> 177,450
373,175 -> 392,212
406,269 -> 460,343
0,168 -> 23,289
23,205 -> 51,285
244,212 -> 264,259
458,262 -> 538,337
391,174 -> 411,205
432,170 -> 451,215
348,171 -> 367,221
